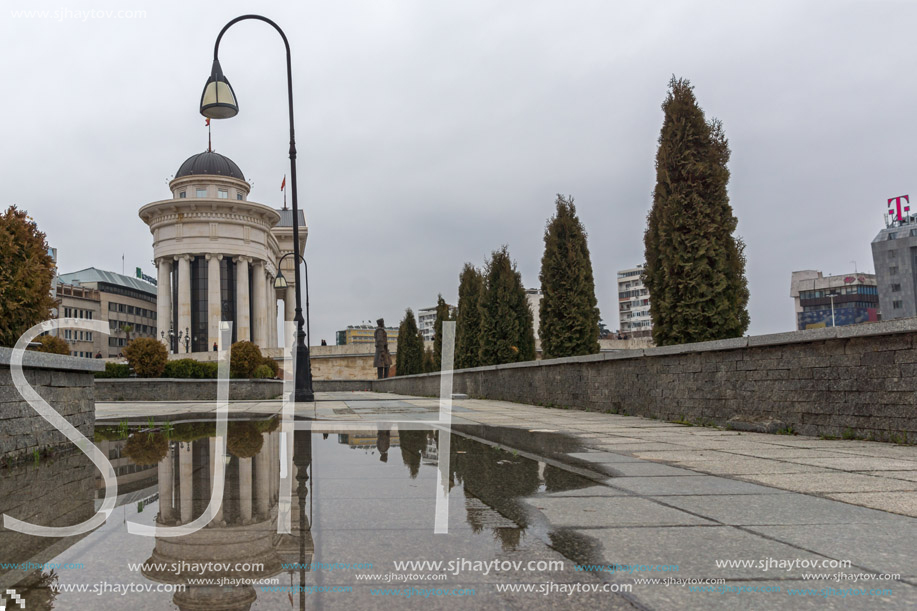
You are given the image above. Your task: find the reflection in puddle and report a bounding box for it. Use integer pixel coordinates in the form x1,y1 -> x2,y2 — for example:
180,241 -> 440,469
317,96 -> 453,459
0,418 -> 601,609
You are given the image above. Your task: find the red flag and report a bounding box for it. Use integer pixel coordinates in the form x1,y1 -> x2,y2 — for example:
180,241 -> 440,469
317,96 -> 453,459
205,118 -> 210,126
281,175 -> 286,191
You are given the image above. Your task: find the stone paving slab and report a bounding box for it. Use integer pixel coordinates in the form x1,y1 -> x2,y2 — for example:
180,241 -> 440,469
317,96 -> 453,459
528,496 -> 716,528
824,491 -> 917,518
658,493 -> 907,526
737,472 -> 917,495
605,475 -> 789,497
743,523 -> 917,577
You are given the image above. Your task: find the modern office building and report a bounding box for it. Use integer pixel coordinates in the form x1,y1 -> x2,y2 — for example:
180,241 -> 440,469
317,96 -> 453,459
871,218 -> 917,320
617,265 -> 652,339
139,150 -> 306,354
526,288 -> 543,338
56,268 -> 159,357
335,324 -> 400,345
789,270 -> 879,330
416,306 -> 437,342
53,281 -> 103,357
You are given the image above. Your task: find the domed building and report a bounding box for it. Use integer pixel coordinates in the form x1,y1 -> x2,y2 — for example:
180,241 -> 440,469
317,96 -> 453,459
139,151 -> 306,354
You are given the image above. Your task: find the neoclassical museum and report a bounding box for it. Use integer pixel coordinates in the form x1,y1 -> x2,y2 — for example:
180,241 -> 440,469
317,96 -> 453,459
139,151 -> 305,354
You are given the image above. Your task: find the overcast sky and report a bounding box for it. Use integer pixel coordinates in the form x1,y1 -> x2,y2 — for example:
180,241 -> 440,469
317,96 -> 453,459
2,0 -> 913,344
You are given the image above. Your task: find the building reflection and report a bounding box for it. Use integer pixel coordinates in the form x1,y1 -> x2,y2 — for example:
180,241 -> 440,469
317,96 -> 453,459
137,425 -> 313,611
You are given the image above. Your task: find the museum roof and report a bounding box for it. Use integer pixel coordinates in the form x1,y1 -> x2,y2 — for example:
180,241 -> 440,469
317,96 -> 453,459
175,151 -> 245,180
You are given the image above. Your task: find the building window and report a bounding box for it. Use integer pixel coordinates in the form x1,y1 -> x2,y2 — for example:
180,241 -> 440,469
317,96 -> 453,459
196,187 -> 207,198
893,300 -> 903,309
888,232 -> 898,240
179,191 -> 186,198
218,189 -> 228,199
890,266 -> 899,275
236,193 -> 243,200
892,284 -> 901,292
888,251 -> 897,259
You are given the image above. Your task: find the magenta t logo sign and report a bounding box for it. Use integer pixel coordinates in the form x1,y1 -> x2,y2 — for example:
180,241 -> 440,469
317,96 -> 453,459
889,195 -> 910,221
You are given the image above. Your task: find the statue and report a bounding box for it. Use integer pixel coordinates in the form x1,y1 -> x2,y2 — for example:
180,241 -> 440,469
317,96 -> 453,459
374,318 -> 392,379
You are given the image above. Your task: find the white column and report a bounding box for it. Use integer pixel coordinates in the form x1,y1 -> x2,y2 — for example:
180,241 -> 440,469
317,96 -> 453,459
209,437 -> 224,524
157,258 -> 172,349
252,260 -> 266,348
285,286 -> 296,322
158,443 -> 173,523
239,457 -> 253,524
236,257 -> 250,342
267,274 -> 277,348
177,255 -> 192,351
207,254 -> 222,351
255,433 -> 271,519
179,442 -> 193,524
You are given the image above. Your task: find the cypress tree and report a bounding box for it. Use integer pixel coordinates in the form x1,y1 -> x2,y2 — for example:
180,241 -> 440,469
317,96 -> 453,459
396,309 -> 424,376
432,294 -> 452,370
643,77 -> 750,346
422,347 -> 435,373
480,246 -> 536,365
455,263 -> 484,370
539,194 -> 600,358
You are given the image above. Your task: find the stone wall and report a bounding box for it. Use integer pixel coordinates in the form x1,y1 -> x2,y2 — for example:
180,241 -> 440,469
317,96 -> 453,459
0,451 -> 96,589
94,378 -> 283,402
0,348 -> 102,461
373,319 -> 917,443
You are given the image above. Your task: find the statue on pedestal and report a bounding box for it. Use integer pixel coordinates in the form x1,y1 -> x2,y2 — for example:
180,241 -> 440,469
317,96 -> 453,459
374,318 -> 392,379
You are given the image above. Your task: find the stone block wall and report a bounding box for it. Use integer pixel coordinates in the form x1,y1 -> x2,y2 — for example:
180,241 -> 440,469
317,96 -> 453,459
94,378 -> 283,402
373,319 -> 917,443
0,348 -> 102,461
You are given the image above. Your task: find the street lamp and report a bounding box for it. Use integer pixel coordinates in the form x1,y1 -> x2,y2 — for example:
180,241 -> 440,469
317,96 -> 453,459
200,14 -> 314,403
274,252 -> 310,357
828,291 -> 838,328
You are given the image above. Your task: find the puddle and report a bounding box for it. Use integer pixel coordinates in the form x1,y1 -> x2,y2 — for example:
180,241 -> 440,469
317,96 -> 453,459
0,418 -> 621,610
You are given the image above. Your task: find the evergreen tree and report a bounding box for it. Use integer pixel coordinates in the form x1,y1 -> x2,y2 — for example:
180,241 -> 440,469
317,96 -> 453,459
396,309 -> 424,375
455,263 -> 484,370
0,206 -> 56,347
538,194 -> 600,358
432,294 -> 452,370
480,246 -> 536,365
643,77 -> 749,346
422,347 -> 435,373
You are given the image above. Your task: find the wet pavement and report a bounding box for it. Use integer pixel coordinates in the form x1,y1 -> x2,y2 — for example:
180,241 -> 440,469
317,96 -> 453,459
0,392 -> 915,609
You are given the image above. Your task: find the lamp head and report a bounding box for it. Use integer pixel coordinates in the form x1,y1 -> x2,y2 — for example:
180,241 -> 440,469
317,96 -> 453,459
274,271 -> 288,290
200,59 -> 239,119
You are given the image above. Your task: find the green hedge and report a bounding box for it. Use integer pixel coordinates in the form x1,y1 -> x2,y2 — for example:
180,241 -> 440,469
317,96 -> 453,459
93,358 -> 273,379
163,359 -> 218,379
94,362 -> 131,378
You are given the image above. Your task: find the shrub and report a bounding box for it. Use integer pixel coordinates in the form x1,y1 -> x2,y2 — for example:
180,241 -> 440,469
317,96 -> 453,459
230,341 -> 263,378
227,422 -> 263,458
253,364 -> 274,379
94,362 -> 131,378
31,335 -> 70,355
123,337 -> 168,378
164,358 -> 196,378
261,357 -> 279,378
123,433 -> 168,465
195,361 -> 219,379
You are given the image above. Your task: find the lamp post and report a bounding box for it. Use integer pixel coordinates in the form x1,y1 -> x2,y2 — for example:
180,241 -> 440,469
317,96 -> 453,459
828,291 -> 838,328
200,14 -> 314,402
274,252 -> 310,355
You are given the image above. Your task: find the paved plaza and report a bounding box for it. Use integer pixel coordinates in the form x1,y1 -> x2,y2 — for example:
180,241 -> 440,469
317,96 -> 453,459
97,391 -> 917,610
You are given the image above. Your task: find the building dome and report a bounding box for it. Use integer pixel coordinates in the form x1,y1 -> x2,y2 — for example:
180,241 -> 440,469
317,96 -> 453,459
175,151 -> 245,180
